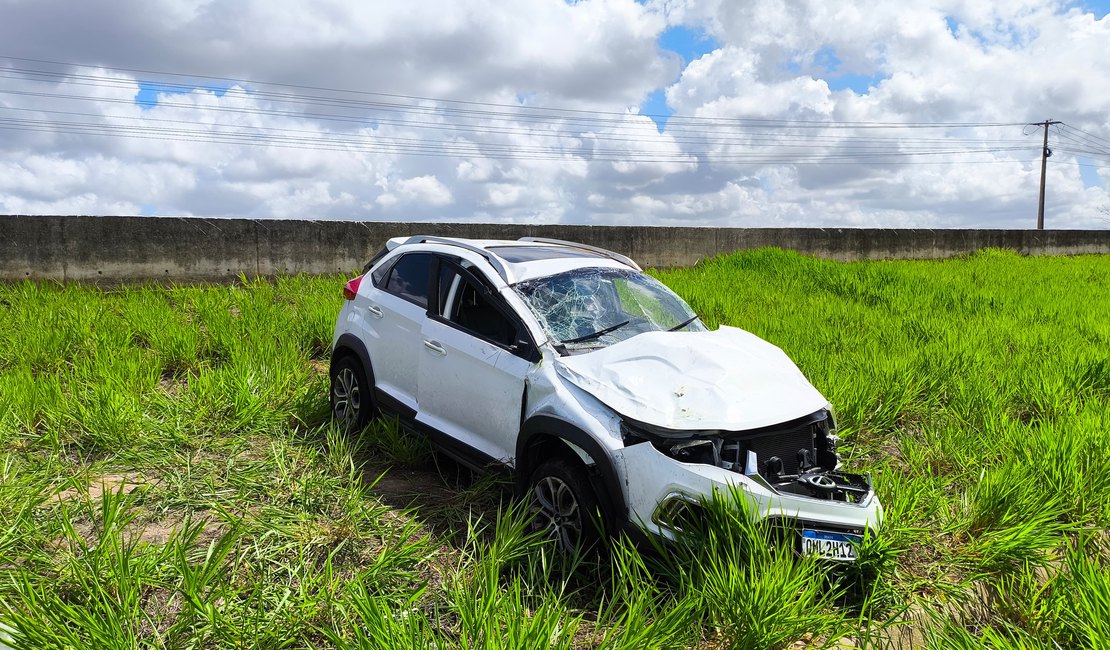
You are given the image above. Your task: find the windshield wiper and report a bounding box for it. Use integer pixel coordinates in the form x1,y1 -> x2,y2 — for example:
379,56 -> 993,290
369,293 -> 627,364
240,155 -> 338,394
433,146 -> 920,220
668,315 -> 699,331
561,319 -> 630,344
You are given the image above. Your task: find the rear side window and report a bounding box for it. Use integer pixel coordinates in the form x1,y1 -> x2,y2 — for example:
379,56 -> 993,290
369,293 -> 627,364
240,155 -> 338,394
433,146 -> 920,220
384,253 -> 433,308
370,256 -> 396,288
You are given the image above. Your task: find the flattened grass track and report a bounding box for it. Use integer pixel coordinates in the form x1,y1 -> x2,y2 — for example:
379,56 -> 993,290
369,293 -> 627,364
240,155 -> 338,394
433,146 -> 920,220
2,248 -> 1109,648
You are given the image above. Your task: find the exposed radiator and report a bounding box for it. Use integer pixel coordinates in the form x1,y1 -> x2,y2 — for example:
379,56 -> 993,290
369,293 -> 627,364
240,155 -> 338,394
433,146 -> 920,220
726,421 -> 817,476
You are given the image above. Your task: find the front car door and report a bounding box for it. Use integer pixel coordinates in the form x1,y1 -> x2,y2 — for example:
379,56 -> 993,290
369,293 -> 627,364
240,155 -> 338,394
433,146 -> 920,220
417,258 -> 533,466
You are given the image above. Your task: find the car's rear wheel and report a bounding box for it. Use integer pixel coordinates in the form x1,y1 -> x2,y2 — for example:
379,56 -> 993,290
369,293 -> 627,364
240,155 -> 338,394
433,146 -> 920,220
528,457 -> 603,553
330,355 -> 372,430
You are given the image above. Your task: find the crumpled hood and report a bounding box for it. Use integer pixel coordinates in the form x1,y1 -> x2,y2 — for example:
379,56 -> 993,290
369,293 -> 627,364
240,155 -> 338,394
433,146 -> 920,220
554,325 -> 828,431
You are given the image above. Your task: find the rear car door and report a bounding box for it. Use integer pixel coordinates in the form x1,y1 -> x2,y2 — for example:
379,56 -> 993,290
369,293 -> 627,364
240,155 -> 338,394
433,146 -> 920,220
417,259 -> 533,466
359,252 -> 434,414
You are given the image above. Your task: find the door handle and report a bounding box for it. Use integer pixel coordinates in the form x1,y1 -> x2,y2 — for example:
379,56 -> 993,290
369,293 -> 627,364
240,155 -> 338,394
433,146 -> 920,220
366,304 -> 384,318
423,340 -> 447,356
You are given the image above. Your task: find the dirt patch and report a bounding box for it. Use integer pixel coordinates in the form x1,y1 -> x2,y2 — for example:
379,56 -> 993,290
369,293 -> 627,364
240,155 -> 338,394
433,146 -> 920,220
234,436 -> 276,462
48,472 -> 158,503
365,465 -> 458,506
130,511 -> 225,547
877,609 -> 929,649
45,473 -> 217,547
310,359 -> 328,375
137,587 -> 184,640
159,371 -> 189,396
134,512 -> 186,545
789,633 -> 859,649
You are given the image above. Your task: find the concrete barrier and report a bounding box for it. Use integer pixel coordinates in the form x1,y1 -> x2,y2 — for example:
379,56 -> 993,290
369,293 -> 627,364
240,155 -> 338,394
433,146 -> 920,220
2,215 -> 1109,281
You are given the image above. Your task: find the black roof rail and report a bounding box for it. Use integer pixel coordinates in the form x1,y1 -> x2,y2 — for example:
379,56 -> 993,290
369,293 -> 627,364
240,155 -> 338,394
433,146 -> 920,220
517,237 -> 641,271
399,235 -> 511,282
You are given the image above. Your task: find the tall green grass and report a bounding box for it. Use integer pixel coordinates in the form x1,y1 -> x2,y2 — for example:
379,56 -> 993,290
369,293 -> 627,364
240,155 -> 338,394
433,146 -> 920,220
655,248 -> 1110,644
1,249 -> 1108,647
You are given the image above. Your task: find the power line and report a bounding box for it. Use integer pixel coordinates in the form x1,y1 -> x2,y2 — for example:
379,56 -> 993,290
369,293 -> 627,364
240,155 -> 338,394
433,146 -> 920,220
0,119 -> 1035,164
0,79 -> 1035,149
0,103 -> 1036,151
0,111 -> 1035,159
0,55 -> 1029,129
1058,159 -> 1110,170
1053,146 -> 1110,161
0,92 -> 1040,163
1052,127 -> 1110,158
0,54 -> 1066,171
1060,124 -> 1110,149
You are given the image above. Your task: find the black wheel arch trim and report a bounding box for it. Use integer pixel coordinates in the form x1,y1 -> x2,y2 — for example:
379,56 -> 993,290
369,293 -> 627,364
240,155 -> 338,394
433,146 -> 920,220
331,333 -> 375,383
333,335 -> 419,421
517,415 -> 628,528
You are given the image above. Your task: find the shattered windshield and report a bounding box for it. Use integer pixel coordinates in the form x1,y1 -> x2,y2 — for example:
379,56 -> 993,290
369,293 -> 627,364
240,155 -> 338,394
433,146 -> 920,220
512,268 -> 705,352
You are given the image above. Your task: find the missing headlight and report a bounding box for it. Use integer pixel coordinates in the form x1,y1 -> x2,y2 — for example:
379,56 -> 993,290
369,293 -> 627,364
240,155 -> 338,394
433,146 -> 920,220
623,411 -> 872,505
662,439 -> 717,465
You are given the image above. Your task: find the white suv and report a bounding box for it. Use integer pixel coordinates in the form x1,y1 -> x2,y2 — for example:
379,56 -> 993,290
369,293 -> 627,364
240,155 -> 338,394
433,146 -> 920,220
330,236 -> 881,559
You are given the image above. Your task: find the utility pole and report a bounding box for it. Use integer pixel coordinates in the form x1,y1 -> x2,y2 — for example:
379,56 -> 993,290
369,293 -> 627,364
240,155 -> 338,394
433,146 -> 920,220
1033,119 -> 1061,230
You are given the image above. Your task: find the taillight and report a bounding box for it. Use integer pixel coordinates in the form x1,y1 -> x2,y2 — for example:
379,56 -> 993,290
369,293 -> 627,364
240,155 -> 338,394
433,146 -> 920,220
343,275 -> 364,301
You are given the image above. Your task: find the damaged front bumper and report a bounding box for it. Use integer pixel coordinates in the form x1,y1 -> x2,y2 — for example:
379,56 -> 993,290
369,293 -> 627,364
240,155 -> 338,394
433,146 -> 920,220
615,412 -> 882,560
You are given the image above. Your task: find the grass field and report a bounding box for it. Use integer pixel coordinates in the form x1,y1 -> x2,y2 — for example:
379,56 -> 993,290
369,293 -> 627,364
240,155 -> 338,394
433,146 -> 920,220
2,248 -> 1110,649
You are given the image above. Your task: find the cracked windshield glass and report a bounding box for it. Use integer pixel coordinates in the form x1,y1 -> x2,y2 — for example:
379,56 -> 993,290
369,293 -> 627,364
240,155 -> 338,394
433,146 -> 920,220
513,268 -> 704,352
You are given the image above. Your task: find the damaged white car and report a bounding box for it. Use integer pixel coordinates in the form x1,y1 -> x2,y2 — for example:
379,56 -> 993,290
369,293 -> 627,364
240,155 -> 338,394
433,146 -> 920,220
330,236 -> 881,560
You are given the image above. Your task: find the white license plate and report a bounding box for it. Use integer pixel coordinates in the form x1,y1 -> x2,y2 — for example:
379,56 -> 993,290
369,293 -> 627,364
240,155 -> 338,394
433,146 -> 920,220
801,529 -> 861,561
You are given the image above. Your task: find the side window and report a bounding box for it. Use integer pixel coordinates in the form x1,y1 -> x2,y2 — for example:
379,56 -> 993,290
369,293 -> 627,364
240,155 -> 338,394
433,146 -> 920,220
440,267 -> 518,348
383,253 -> 433,308
370,256 -> 396,288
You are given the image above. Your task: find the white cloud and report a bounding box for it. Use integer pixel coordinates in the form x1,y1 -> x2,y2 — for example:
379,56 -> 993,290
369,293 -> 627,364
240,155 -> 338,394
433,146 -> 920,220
484,184 -> 522,208
394,175 -> 454,207
0,0 -> 1107,227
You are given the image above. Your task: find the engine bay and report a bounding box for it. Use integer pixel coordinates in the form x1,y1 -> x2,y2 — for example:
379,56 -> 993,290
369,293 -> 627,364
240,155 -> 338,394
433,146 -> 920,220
622,410 -> 873,504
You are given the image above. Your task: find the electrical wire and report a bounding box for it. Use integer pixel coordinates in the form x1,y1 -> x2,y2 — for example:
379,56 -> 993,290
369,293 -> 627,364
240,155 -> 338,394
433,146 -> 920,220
0,55 -> 1068,167
0,55 -> 1030,129
0,120 -> 1037,165
0,108 -> 1037,159
1060,124 -> 1110,149
0,104 -> 1035,151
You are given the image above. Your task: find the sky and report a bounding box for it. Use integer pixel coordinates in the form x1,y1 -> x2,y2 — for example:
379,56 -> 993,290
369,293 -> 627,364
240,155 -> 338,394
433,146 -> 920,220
1,0 -> 1109,228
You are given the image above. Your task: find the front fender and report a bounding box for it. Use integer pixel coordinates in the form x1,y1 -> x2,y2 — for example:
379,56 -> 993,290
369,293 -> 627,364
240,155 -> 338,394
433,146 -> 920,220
517,414 -> 628,527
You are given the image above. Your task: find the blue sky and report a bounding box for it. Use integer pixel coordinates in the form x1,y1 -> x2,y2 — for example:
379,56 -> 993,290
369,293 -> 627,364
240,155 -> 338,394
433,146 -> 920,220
1079,158 -> 1103,188
134,80 -> 231,109
641,25 -> 718,129
811,47 -> 886,93
1081,0 -> 1110,16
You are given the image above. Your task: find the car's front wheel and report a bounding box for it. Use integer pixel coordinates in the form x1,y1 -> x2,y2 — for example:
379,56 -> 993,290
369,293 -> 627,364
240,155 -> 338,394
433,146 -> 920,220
330,355 -> 373,431
528,457 -> 604,553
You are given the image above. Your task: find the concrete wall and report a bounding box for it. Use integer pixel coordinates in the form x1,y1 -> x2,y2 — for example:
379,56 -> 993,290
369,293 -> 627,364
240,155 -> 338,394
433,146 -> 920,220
3,215 -> 1110,281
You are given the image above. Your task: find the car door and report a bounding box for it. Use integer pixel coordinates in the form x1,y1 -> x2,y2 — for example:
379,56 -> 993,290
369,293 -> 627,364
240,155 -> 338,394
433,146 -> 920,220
417,259 -> 533,466
359,252 -> 434,414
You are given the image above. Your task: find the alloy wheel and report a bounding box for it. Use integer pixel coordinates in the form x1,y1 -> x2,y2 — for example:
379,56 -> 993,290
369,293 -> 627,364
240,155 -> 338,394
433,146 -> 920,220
332,367 -> 361,428
531,475 -> 582,551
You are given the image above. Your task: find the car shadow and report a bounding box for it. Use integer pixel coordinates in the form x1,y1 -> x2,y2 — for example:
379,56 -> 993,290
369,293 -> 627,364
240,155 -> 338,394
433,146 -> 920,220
354,445 -> 516,549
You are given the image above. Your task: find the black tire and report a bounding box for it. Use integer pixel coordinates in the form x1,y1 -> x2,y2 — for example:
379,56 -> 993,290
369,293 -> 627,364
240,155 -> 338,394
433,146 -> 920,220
528,457 -> 605,553
330,354 -> 373,431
